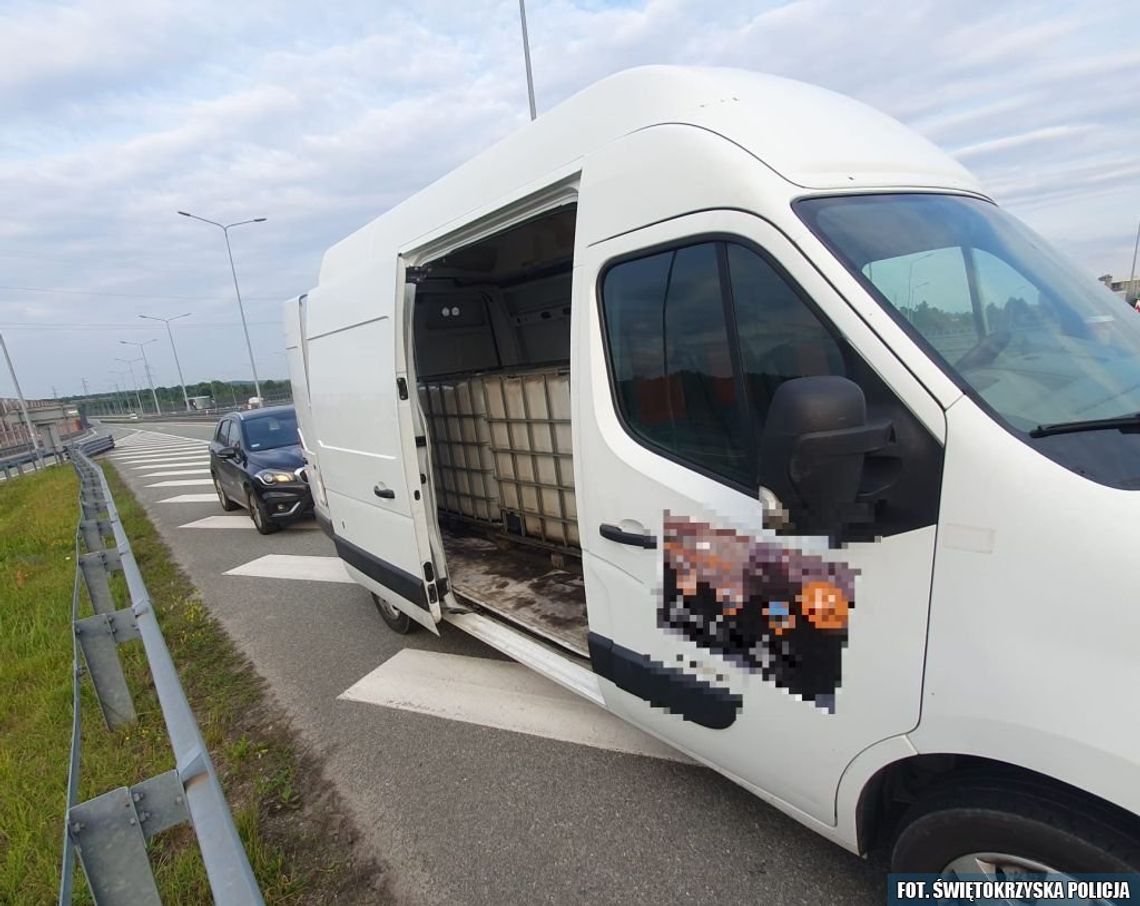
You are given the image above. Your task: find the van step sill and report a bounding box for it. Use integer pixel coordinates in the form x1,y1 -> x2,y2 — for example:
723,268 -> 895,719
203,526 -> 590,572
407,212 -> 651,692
445,611 -> 604,707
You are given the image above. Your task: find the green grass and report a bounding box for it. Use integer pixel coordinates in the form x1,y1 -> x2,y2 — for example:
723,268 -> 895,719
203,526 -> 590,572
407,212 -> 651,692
0,463 -> 385,904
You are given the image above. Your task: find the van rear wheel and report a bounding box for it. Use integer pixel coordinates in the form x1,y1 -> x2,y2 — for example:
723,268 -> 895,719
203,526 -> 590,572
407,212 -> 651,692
890,781 -> 1140,878
372,594 -> 417,634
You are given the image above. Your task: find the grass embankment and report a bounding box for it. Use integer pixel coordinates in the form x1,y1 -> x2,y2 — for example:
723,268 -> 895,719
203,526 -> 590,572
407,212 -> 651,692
0,463 -> 386,904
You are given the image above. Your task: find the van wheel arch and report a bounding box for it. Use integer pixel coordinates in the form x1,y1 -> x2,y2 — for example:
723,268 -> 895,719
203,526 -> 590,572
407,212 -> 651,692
857,754 -> 1140,859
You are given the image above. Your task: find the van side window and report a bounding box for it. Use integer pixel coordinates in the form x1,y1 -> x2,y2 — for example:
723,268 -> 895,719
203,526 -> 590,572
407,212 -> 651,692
600,240 -> 846,490
726,243 -> 846,429
601,242 -> 751,485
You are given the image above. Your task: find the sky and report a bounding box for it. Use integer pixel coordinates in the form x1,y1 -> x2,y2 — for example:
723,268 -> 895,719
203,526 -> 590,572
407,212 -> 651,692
1,0 -> 1138,400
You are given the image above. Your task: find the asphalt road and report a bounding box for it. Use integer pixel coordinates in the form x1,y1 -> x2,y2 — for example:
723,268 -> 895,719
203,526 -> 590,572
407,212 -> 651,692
101,422 -> 885,905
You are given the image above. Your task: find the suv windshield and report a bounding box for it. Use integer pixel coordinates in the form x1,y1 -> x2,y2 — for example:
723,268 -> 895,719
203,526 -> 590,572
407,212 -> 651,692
797,193 -> 1140,434
241,411 -> 300,451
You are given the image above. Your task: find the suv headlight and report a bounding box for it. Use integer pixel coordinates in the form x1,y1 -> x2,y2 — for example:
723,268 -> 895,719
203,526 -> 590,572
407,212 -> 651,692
255,469 -> 295,486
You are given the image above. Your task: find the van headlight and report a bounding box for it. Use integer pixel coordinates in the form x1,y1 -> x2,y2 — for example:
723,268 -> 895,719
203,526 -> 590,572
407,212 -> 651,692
255,469 -> 295,486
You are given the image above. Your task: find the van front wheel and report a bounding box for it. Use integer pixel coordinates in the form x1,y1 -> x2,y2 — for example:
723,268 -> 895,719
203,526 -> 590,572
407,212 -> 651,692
891,782 -> 1140,878
372,594 -> 418,634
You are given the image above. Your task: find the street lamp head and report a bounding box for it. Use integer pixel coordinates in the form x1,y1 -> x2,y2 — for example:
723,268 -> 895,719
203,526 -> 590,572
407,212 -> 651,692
253,218 -> 267,223
177,211 -> 192,217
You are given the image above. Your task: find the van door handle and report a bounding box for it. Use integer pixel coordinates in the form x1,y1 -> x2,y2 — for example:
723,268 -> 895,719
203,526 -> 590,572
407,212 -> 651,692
599,523 -> 657,549
373,485 -> 395,499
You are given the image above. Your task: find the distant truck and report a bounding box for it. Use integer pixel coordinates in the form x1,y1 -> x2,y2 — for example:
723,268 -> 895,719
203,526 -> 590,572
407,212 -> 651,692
187,395 -> 215,412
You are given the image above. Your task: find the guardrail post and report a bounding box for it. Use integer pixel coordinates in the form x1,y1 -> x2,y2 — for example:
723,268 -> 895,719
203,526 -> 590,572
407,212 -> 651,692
74,609 -> 139,728
68,787 -> 162,905
78,549 -> 122,616
80,518 -> 113,553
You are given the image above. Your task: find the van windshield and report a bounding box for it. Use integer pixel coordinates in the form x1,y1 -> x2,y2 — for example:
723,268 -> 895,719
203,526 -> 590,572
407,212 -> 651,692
796,193 -> 1140,434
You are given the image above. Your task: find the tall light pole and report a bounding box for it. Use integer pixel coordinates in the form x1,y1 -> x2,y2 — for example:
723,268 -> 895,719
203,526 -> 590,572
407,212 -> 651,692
1128,217 -> 1140,305
140,312 -> 192,411
518,0 -> 537,120
109,371 -> 131,415
0,331 -> 44,466
178,211 -> 265,402
907,251 -> 938,308
120,339 -> 161,415
115,357 -> 145,413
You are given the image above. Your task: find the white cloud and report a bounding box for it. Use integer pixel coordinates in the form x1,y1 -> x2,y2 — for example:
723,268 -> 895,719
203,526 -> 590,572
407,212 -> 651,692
0,0 -> 1137,396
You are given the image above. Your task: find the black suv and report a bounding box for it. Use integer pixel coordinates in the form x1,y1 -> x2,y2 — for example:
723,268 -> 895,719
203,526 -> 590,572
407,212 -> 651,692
209,405 -> 312,534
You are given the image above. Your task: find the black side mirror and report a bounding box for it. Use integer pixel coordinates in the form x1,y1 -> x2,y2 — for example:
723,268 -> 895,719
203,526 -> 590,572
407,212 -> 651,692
217,445 -> 238,460
757,376 -> 891,538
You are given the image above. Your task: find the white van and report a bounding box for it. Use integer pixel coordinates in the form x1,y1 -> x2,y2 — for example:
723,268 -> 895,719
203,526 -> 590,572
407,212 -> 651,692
285,67 -> 1140,878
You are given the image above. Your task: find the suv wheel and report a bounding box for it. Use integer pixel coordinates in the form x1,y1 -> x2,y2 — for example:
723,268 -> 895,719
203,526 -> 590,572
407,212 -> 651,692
247,488 -> 280,535
214,474 -> 238,511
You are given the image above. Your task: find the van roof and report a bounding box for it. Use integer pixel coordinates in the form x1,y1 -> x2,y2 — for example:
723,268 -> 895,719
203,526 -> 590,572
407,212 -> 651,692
320,65 -> 982,281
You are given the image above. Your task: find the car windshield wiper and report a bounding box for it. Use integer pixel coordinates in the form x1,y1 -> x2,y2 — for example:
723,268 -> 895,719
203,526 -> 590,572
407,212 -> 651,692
1029,412 -> 1140,438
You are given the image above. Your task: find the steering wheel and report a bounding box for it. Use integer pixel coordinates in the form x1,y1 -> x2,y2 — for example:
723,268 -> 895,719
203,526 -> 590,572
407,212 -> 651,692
954,330 -> 1011,371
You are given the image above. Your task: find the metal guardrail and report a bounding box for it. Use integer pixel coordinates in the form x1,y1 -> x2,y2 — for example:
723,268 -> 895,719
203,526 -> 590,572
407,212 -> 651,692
61,446 -> 263,905
0,433 -> 114,481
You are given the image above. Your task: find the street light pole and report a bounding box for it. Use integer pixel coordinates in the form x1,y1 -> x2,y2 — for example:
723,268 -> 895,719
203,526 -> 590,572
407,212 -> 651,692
1128,217 -> 1140,305
115,357 -> 145,413
109,371 -> 130,415
907,251 -> 938,308
0,330 -> 44,466
120,339 -> 161,414
178,211 -> 265,403
140,313 -> 192,411
518,0 -> 537,120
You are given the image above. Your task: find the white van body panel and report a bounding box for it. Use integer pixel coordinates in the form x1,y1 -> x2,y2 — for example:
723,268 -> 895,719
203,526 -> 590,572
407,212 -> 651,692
909,398 -> 1140,817
287,64 -> 1140,857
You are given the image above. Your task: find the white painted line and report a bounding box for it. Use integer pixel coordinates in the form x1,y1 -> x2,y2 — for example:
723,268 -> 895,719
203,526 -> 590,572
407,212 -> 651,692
111,442 -> 207,451
115,450 -> 208,461
129,459 -> 209,469
224,554 -> 354,583
180,515 -> 254,529
113,452 -> 207,461
112,441 -> 206,449
146,478 -> 215,488
339,649 -> 688,762
158,493 -> 220,503
140,468 -> 211,477
179,515 -> 318,531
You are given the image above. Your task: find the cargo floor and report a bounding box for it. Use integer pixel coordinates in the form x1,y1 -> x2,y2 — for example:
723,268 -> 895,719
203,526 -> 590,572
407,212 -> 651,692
439,523 -> 588,656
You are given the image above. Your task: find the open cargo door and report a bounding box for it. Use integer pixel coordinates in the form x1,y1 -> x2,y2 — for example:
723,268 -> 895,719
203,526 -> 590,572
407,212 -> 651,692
302,267 -> 443,633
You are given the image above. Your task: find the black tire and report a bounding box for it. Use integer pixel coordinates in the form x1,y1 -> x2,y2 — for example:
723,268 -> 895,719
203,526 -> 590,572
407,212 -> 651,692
247,488 -> 280,535
214,474 -> 239,511
371,593 -> 417,634
891,779 -> 1140,876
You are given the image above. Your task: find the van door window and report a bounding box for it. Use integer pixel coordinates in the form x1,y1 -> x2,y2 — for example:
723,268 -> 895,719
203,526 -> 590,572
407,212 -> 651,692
601,242 -> 751,485
600,240 -> 849,490
726,243 -> 846,430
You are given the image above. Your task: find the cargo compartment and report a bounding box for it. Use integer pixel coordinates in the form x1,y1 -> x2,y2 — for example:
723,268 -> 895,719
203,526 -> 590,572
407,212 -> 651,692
411,204 -> 587,655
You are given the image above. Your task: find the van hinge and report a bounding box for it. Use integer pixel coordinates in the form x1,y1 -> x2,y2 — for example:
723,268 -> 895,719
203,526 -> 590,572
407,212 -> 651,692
406,266 -> 431,285
396,377 -> 408,400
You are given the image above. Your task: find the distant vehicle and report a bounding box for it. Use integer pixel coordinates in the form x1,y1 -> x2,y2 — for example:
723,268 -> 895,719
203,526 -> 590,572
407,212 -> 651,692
209,405 -> 311,534
187,395 -> 215,411
286,67 -> 1140,878
246,396 -> 264,410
